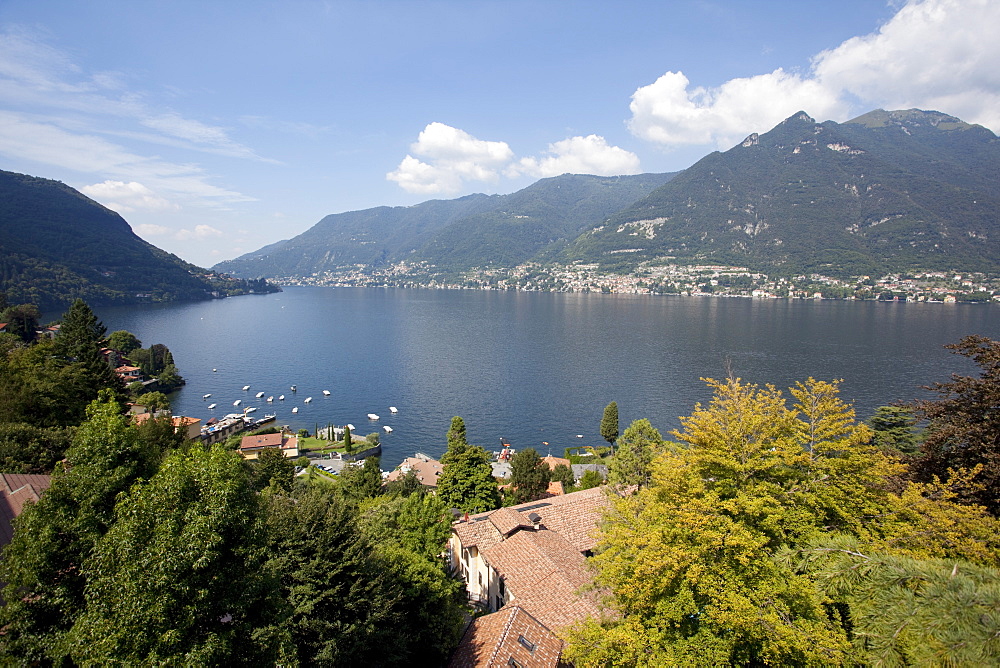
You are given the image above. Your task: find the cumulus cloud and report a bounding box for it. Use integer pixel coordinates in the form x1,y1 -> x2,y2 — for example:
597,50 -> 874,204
511,135 -> 641,178
81,180 -> 177,213
629,0 -> 1000,149
387,122 -> 513,194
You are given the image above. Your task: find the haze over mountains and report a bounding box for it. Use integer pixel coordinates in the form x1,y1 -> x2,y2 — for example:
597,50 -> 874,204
216,109 -> 1000,281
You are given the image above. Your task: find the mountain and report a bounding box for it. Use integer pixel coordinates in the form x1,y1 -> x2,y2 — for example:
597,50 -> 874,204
0,170 -> 276,311
566,109 -> 1000,277
214,173 -> 675,278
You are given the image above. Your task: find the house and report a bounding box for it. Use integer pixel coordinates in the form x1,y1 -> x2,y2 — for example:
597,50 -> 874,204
449,605 -> 563,668
115,365 -> 143,382
385,453 -> 444,488
238,432 -> 299,460
132,413 -> 201,440
1,473 -> 52,550
201,414 -> 250,446
540,455 -> 571,472
447,487 -> 609,666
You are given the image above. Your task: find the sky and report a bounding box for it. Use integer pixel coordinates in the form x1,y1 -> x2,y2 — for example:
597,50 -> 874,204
1,0 -> 999,268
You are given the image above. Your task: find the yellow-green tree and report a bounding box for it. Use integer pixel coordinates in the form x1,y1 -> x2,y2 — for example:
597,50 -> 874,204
566,378 -> 900,667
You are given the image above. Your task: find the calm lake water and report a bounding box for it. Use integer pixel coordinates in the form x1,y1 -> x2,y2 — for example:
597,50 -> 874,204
94,287 -> 1000,469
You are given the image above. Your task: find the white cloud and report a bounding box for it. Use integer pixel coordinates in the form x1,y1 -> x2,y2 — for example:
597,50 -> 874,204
175,224 -> 224,241
134,223 -> 170,236
629,0 -> 1000,149
387,122 -> 513,194
81,180 -> 177,213
512,135 -> 641,178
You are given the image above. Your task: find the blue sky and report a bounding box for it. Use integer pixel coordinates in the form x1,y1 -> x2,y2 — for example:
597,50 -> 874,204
1,0 -> 998,267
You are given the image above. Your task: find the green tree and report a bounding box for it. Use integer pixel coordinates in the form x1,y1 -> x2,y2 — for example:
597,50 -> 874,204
607,418 -> 663,489
577,468 -> 604,490
342,423 -> 352,449
437,445 -> 501,513
53,298 -> 125,407
1,303 -> 40,343
339,456 -> 383,502
911,335 -> 1000,514
600,401 -> 619,450
867,405 -> 920,455
108,330 -> 142,354
0,422 -> 73,474
0,394 -> 162,662
251,446 -> 295,493
264,486 -> 402,665
135,390 -> 171,414
508,447 -> 550,504
66,443 -> 290,665
445,415 -> 469,454
386,468 -> 423,497
357,492 -> 453,563
551,462 -> 575,491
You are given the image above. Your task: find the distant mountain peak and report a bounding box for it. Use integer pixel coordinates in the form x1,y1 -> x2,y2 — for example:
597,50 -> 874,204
847,108 -> 977,132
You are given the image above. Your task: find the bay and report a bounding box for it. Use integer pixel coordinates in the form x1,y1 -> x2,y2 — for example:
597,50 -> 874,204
94,287 -> 1000,469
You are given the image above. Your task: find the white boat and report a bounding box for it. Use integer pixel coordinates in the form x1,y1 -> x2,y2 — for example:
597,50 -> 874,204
346,423 -> 355,431
383,426 -> 392,433
212,368 -> 217,372
203,393 -> 211,399
323,390 -> 331,396
304,397 -> 312,403
267,396 -> 273,402
255,391 -> 264,398
291,407 -> 298,414
242,385 -> 251,391
290,385 -> 296,391
367,413 -> 379,420
278,395 -> 285,401
233,400 -> 241,406
245,407 -> 258,413
389,406 -> 398,413
207,403 -> 216,409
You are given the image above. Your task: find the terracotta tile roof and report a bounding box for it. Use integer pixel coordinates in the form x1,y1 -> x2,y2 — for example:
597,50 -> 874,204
0,473 -> 52,548
489,507 -> 533,536
449,606 -> 563,668
385,454 -> 444,487
544,481 -> 564,496
482,528 -> 603,632
540,455 -> 571,471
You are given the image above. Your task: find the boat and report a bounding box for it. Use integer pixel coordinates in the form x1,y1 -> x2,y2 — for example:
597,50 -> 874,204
304,397 -> 312,403
267,396 -> 273,402
291,407 -> 298,414
323,390 -> 331,396
255,414 -> 276,427
233,400 -> 241,406
367,413 -> 379,420
255,391 -> 264,398
389,406 -> 398,413
242,385 -> 251,391
290,385 -> 296,391
207,403 -> 216,409
383,425 -> 392,433
245,407 -> 258,413
212,368 -> 217,372
278,395 -> 285,401
346,423 -> 355,431
203,393 -> 211,399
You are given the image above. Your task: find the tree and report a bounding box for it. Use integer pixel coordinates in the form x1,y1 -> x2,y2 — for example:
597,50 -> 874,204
251,446 -> 296,492
508,447 -> 550,504
867,405 -> 920,455
135,391 -> 171,414
786,535 -> 1000,666
566,378 -> 900,667
357,492 -> 453,563
0,394 -> 162,662
338,456 -> 383,502
0,422 -> 73,474
108,330 -> 142,354
607,418 -> 663,489
342,423 -> 352,449
66,443 -> 290,665
577,468 -> 604,490
437,445 -> 501,513
551,463 -> 575,491
600,401 -> 619,450
445,416 -> 469,455
1,303 -> 40,343
910,335 -> 1000,514
52,299 -> 125,407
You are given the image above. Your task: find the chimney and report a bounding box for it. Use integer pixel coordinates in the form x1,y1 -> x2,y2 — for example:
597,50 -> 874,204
528,512 -> 541,530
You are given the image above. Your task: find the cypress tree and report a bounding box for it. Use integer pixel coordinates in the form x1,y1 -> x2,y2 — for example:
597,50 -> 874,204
600,401 -> 619,450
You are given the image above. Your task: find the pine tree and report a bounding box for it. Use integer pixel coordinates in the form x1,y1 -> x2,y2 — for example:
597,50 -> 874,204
508,447 -> 550,504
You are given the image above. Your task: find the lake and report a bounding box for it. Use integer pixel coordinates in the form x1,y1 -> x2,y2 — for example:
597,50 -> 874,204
94,287 -> 1000,469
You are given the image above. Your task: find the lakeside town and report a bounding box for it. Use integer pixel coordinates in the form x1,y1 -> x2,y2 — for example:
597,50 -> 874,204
282,261 -> 1000,303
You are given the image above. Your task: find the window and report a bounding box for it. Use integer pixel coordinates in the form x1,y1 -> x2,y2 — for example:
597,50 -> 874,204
518,635 -> 535,652
508,658 -> 524,668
